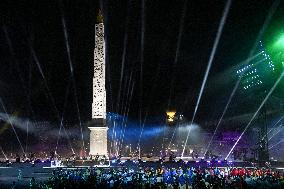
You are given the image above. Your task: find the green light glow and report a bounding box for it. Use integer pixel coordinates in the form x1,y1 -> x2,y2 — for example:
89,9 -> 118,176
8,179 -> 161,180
266,33 -> 284,67
276,34 -> 284,46
274,33 -> 284,50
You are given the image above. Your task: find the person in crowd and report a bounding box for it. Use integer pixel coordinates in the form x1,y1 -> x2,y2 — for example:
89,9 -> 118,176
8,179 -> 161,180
33,166 -> 284,189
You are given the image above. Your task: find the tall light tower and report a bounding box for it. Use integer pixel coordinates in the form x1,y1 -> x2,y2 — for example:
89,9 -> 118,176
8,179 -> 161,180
88,11 -> 108,156
236,41 -> 278,163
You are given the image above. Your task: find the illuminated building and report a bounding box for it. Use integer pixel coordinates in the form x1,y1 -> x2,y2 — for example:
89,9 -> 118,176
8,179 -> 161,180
88,10 -> 108,156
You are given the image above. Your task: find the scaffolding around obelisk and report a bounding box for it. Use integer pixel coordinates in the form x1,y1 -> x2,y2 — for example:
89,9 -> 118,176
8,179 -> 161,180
88,11 -> 108,156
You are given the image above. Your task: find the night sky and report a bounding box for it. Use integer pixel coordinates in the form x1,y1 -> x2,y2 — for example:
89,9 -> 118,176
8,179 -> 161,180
1,0 -> 283,129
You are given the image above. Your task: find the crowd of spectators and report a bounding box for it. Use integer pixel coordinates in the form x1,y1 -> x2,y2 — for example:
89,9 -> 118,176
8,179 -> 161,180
25,166 -> 284,189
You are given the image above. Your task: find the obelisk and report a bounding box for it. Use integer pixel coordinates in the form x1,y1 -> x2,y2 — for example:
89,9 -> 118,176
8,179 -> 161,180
88,11 -> 108,156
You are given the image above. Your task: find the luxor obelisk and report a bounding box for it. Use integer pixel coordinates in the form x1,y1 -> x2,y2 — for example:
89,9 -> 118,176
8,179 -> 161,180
88,11 -> 108,156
